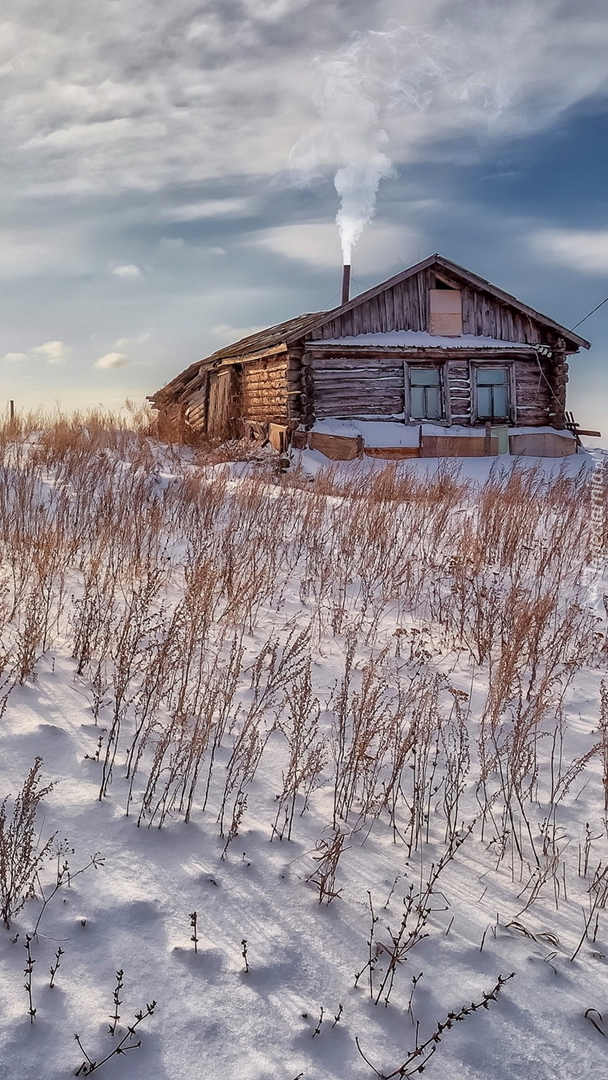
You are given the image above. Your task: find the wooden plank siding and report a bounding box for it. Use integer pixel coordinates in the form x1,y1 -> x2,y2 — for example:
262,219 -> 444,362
460,286 -> 544,344
206,370 -> 235,438
308,269 -> 547,346
312,268 -> 434,338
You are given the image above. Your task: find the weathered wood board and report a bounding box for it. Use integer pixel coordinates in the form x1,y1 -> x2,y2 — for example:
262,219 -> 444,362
421,435 -> 498,458
308,432 -> 364,460
268,423 -> 288,452
509,432 -> 576,457
207,370 -> 233,437
364,446 -> 421,460
311,266 -> 549,346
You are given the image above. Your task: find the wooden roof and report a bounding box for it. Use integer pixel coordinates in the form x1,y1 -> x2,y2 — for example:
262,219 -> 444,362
150,312 -> 327,405
151,253 -> 590,406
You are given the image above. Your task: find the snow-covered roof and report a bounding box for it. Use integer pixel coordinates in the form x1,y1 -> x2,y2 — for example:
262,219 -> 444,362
308,331 -> 534,349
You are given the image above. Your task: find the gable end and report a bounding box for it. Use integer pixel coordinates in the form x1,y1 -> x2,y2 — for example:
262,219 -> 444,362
303,255 -> 589,352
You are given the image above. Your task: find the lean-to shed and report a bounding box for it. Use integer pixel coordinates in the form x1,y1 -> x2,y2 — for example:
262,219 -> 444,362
150,253 -> 591,458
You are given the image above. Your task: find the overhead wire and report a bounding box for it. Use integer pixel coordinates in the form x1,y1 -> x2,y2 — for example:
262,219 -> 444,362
571,295 -> 608,331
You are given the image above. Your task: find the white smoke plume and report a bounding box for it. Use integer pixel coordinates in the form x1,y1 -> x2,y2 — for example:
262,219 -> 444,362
291,3 -> 553,265
307,43 -> 396,266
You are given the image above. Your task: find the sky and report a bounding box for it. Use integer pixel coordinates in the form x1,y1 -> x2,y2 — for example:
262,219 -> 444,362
1,0 -> 608,435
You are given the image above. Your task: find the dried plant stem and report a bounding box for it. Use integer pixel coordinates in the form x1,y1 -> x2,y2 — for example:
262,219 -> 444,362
356,973 -> 515,1078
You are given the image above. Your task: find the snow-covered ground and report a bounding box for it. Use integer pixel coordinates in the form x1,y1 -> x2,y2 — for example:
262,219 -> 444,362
0,426 -> 607,1080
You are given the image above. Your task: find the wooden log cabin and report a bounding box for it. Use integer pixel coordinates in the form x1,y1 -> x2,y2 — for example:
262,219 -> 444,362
150,253 -> 591,459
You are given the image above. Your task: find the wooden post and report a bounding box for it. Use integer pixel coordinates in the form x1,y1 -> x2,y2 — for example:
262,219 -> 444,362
484,421 -> 492,456
9,400 -> 14,422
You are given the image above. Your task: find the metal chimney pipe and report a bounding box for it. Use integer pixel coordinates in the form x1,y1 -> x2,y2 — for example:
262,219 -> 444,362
341,264 -> 351,305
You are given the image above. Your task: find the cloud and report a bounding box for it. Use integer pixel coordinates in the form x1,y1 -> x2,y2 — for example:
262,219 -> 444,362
31,341 -> 71,364
0,228 -> 84,279
112,265 -> 142,278
253,223 -> 341,269
252,220 -> 421,275
0,341 -> 71,366
94,352 -> 129,370
114,333 -> 151,349
159,238 -> 227,257
1,352 -> 28,364
531,228 -> 608,275
163,199 -> 254,221
3,0 -> 608,204
0,1 -> 606,427
158,238 -> 185,251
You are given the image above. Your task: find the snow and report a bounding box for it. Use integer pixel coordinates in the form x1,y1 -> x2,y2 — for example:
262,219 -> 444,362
295,446 -> 591,483
309,331 -> 534,349
508,425 -> 576,438
0,430 -> 607,1080
309,419 -> 419,446
307,420 -> 577,447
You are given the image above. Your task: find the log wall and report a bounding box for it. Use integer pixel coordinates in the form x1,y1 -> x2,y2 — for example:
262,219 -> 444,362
446,359 -> 471,423
309,354 -> 405,419
175,345 -> 565,439
513,357 -> 554,426
301,348 -> 562,428
446,356 -> 558,425
286,348 -> 305,427
239,356 -> 289,424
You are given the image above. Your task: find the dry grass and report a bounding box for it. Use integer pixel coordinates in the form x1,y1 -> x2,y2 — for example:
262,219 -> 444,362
0,759 -> 55,928
0,411 -> 605,958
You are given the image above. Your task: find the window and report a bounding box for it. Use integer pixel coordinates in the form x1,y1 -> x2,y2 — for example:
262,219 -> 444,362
475,367 -> 509,421
409,367 -> 443,420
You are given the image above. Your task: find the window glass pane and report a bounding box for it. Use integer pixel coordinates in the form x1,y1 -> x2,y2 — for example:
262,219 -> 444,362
409,368 -> 443,419
477,386 -> 492,417
410,368 -> 439,386
426,387 -> 442,419
477,367 -> 506,385
411,387 -> 425,417
492,385 -> 508,417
